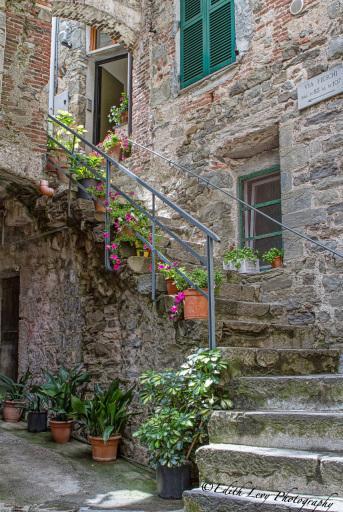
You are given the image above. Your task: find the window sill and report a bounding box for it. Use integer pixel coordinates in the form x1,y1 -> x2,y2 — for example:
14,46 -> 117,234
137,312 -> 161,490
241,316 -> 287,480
176,59 -> 240,98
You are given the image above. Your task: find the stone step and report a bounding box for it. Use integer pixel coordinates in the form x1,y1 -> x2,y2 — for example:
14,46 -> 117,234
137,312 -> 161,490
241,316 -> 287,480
216,299 -> 285,322
184,488 -> 343,512
220,321 -> 323,349
196,444 -> 343,496
209,410 -> 343,451
218,283 -> 260,302
220,347 -> 340,376
229,375 -> 343,411
165,240 -> 205,265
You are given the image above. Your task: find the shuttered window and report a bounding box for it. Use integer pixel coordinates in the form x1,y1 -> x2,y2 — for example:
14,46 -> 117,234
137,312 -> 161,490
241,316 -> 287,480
180,0 -> 236,88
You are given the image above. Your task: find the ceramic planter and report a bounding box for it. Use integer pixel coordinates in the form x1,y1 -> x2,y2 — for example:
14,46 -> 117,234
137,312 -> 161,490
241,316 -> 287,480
156,463 -> 192,499
50,419 -> 73,444
89,435 -> 121,462
2,400 -> 25,422
271,256 -> 283,268
166,279 -> 178,295
108,144 -> 121,162
27,411 -> 48,433
223,259 -> 260,274
77,178 -> 97,200
183,289 -> 208,320
94,199 -> 106,213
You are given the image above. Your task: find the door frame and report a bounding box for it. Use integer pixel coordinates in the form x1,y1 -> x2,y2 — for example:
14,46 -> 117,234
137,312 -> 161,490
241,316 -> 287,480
93,52 -> 132,145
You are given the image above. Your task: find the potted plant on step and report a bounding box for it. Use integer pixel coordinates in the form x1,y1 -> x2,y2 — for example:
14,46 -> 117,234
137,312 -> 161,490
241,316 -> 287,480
158,262 -> 183,295
223,246 -> 259,274
39,365 -> 90,444
26,389 -> 48,433
99,131 -> 122,161
263,248 -> 284,268
0,372 -> 30,423
70,152 -> 104,200
72,379 -> 134,462
134,348 -> 233,499
108,92 -> 129,127
173,268 -> 223,320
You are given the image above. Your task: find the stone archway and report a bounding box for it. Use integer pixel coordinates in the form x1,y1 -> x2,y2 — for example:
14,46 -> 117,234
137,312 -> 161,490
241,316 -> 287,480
51,0 -> 142,49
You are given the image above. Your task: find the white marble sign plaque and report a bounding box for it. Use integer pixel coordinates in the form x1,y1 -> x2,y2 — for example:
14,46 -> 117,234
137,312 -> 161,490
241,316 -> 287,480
298,65 -> 343,110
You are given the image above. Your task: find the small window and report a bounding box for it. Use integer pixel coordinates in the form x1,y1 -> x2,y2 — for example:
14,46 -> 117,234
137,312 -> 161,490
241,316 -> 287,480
180,0 -> 236,88
89,27 -> 117,51
240,171 -> 283,257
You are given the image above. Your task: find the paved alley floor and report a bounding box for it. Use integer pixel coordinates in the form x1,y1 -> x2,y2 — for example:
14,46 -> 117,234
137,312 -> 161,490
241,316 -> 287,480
0,422 -> 183,512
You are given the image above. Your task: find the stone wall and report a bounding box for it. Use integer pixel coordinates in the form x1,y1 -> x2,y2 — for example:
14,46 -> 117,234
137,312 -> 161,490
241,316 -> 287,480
0,0 -> 51,186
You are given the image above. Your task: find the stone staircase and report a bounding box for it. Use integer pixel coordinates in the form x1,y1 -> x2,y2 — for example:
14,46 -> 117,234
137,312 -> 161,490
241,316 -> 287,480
179,264 -> 343,510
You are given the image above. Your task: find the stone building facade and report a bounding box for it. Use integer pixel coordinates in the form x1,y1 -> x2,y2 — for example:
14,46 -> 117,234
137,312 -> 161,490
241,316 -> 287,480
0,0 -> 342,468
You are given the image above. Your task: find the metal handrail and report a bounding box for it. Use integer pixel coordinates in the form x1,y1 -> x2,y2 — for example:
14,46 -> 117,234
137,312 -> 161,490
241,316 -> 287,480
128,139 -> 343,260
47,114 -> 220,349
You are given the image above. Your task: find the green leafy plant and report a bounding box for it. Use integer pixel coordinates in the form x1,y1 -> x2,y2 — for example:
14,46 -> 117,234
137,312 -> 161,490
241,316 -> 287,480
174,267 -> 223,291
69,151 -> 104,180
48,110 -> 87,151
158,262 -> 182,281
108,92 -> 129,126
262,248 -> 284,264
39,365 -> 90,421
0,371 -> 31,401
26,388 -> 48,412
223,246 -> 258,269
72,380 -> 134,442
100,131 -> 120,152
134,348 -> 235,468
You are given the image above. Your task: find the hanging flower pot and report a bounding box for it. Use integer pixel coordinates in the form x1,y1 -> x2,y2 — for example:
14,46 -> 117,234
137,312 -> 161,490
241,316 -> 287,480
50,419 -> 73,444
183,289 -> 208,320
2,400 -> 25,422
89,435 -> 121,462
166,279 -> 178,295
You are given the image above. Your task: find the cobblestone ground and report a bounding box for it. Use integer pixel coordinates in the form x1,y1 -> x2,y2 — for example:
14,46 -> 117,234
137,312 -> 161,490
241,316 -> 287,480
0,422 -> 183,512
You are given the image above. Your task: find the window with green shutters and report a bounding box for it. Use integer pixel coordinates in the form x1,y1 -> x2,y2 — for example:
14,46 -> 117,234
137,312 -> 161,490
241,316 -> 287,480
180,0 -> 236,88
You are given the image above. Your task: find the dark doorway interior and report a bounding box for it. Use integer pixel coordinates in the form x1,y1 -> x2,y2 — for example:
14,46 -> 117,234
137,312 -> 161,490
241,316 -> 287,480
94,54 -> 129,144
0,276 -> 20,380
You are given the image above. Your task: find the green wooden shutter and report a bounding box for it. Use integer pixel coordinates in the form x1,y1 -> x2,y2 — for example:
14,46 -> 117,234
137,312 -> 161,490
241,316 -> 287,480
181,0 -> 205,88
180,0 -> 236,89
209,0 -> 236,73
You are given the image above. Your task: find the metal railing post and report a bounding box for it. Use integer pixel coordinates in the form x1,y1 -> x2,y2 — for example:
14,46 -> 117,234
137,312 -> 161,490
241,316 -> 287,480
207,236 -> 216,349
151,193 -> 156,302
104,158 -> 111,271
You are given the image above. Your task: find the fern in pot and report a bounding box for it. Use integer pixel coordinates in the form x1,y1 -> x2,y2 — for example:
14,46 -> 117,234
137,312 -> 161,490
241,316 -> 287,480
0,371 -> 30,423
72,379 -> 134,462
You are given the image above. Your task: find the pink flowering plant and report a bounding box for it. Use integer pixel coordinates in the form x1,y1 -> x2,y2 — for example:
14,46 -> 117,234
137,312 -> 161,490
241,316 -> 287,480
158,262 -> 182,281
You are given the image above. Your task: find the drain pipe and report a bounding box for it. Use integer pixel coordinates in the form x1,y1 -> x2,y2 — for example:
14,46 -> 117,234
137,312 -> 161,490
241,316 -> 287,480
49,17 -> 58,116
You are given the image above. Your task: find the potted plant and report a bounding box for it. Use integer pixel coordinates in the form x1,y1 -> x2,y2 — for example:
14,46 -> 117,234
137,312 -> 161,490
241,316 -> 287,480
88,181 -> 107,213
47,110 -> 87,182
26,389 -> 48,433
158,262 -> 182,295
99,131 -> 121,161
108,92 -> 129,127
134,348 -> 233,499
0,372 -> 30,423
70,152 -> 104,200
72,379 -> 134,462
263,248 -> 284,268
223,246 -> 259,274
173,268 -> 223,320
39,365 -> 90,444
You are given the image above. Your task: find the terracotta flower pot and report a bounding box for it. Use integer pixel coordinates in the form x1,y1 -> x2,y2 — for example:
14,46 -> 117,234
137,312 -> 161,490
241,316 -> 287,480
50,420 -> 73,444
89,435 -> 121,462
166,279 -> 178,295
120,111 -> 128,125
183,288 -> 208,320
272,256 -> 283,268
108,143 -> 121,162
94,199 -> 106,213
2,400 -> 25,422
